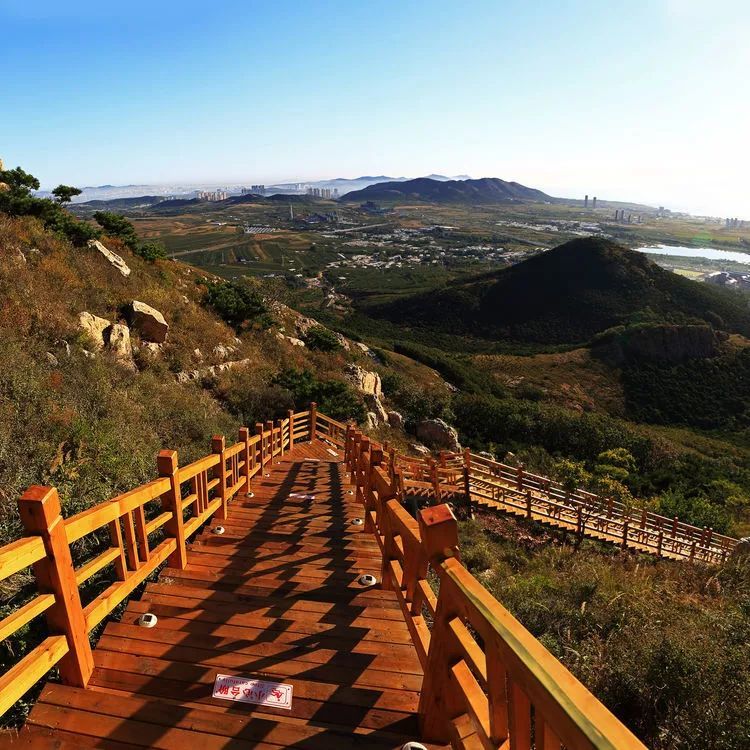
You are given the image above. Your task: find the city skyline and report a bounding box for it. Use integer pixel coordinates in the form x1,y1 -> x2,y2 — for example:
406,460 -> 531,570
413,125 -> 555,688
2,0 -> 749,216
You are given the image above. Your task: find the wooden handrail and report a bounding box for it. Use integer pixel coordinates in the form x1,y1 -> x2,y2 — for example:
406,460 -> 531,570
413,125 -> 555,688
344,428 -> 649,749
0,407 -> 316,719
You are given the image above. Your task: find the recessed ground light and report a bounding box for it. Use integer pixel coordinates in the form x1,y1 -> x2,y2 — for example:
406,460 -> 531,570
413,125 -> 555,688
347,490 -> 354,495
247,491 -> 254,498
265,472 -> 270,477
351,518 -> 364,526
358,574 -> 377,586
212,526 -> 226,535
401,744 -> 428,750
137,613 -> 158,628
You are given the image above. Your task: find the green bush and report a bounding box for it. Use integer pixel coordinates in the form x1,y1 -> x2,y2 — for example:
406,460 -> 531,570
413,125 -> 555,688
135,240 -> 168,262
202,279 -> 271,329
303,325 -> 342,352
272,368 -> 366,423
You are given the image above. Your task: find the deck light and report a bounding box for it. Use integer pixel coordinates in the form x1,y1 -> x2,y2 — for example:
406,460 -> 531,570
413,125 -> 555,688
358,574 -> 377,586
212,526 -> 226,535
351,518 -> 364,526
137,613 -> 158,628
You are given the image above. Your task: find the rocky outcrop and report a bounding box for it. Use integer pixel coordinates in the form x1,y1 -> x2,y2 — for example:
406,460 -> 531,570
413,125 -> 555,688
415,419 -> 461,452
387,410 -> 404,428
88,240 -> 131,278
345,364 -> 382,397
730,537 -> 750,559
365,394 -> 388,423
126,301 -> 169,343
78,312 -> 111,350
592,324 -> 720,366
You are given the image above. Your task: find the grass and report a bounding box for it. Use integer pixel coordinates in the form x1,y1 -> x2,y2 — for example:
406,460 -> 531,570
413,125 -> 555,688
460,512 -> 750,749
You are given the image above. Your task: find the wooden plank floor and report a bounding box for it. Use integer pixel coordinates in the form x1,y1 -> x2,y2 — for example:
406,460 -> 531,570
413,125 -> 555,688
9,442 -> 442,749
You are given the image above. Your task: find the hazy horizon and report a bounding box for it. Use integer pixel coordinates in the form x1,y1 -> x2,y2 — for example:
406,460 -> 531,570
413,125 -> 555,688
2,0 -> 749,217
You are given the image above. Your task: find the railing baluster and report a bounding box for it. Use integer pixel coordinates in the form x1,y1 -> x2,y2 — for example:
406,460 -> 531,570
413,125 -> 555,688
158,449 -> 187,568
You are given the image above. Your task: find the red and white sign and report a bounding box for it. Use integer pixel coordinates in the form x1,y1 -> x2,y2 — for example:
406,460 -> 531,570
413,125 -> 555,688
212,674 -> 293,710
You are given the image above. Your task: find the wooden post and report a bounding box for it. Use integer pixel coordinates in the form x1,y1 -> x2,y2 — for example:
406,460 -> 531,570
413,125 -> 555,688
657,528 -> 663,556
288,410 -> 295,450
265,420 -> 274,461
418,504 -> 460,565
672,516 -> 679,538
706,527 -> 713,548
640,508 -> 647,529
621,519 -> 629,550
462,448 -> 472,518
157,450 -> 188,568
212,435 -> 228,520
526,491 -> 533,519
255,423 -> 265,468
430,461 -> 441,504
18,486 -> 94,687
278,419 -> 285,458
516,463 -> 524,491
309,402 -> 318,441
417,504 -> 461,743
238,427 -> 251,490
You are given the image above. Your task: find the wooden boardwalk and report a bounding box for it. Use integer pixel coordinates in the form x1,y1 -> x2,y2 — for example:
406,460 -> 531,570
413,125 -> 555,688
8,441 -> 442,749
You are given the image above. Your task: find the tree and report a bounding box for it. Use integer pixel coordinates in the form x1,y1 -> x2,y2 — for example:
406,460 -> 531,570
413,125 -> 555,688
202,279 -> 270,329
51,185 -> 82,205
0,166 -> 40,196
136,240 -> 167,262
93,211 -> 138,250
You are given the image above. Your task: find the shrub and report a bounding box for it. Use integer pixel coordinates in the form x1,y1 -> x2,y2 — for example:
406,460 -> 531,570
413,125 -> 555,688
93,211 -> 139,250
303,325 -> 342,352
272,368 -> 366,423
135,240 -> 168,262
202,280 -> 270,329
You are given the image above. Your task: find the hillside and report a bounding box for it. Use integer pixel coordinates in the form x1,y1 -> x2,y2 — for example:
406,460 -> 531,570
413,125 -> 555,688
369,237 -> 750,344
342,176 -> 555,204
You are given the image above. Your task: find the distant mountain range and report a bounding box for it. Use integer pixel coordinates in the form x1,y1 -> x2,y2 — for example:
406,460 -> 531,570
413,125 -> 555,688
368,237 -> 750,344
342,177 -> 556,204
268,174 -> 472,195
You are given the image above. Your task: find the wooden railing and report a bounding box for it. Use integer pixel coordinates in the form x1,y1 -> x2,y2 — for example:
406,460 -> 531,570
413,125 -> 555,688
0,405 -> 322,719
367,443 -> 735,565
345,427 -> 648,750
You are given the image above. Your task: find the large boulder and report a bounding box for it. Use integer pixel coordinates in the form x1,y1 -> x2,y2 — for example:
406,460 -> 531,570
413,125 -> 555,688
78,312 -> 111,350
345,364 -> 382,397
88,240 -> 131,278
415,419 -> 461,452
126,301 -> 169,343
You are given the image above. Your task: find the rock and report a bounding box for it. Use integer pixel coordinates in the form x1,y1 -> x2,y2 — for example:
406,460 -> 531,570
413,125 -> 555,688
175,358 -> 251,384
141,342 -> 163,359
276,332 -> 306,347
88,240 -> 131,278
78,312 -> 111,350
410,443 -> 432,457
181,295 -> 190,304
46,352 -> 58,366
354,342 -> 370,353
126,301 -> 169,343
365,412 -> 379,429
478,450 -> 496,461
387,411 -> 404,429
213,344 -> 230,360
104,323 -> 135,369
415,419 -> 461,452
345,364 -> 382,397
193,348 -> 203,361
365,393 -> 388,423
730,537 -> 750,559
335,333 -> 351,351
295,316 -> 319,336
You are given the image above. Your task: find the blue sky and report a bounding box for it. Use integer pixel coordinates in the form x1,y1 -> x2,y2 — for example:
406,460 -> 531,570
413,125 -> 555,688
1,0 -> 748,215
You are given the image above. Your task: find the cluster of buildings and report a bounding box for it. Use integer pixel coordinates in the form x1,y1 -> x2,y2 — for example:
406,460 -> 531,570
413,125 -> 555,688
725,217 -> 745,229
705,271 -> 750,290
584,195 -> 598,209
240,185 -> 267,195
196,190 -> 229,202
306,187 -> 339,199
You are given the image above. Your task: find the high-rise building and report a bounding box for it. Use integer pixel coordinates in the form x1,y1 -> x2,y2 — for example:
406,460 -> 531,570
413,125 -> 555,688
584,194 -> 589,208
592,196 -> 597,209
